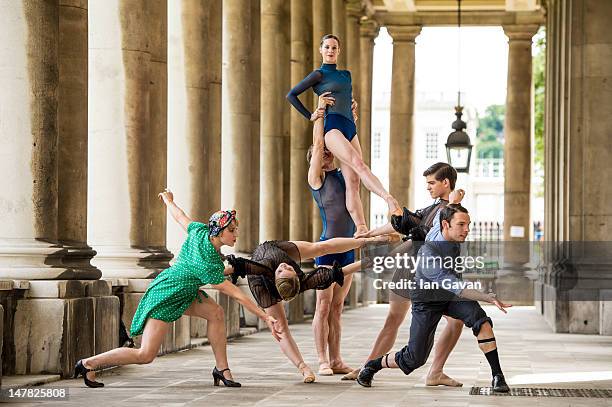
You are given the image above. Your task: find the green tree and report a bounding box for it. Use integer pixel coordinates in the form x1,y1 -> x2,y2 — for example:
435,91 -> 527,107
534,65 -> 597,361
476,104 -> 504,158
533,28 -> 546,173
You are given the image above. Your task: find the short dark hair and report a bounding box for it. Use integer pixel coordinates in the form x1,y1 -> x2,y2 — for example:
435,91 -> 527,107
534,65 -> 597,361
439,204 -> 469,227
320,34 -> 340,47
423,162 -> 457,190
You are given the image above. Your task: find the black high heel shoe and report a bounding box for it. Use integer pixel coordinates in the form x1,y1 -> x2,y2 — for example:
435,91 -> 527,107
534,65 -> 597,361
73,360 -> 104,388
212,367 -> 241,387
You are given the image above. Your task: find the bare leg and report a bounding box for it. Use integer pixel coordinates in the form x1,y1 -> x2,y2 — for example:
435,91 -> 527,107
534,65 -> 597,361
342,295 -> 409,380
328,274 -> 353,373
426,316 -> 464,387
313,285 -> 334,375
266,303 -> 315,383
184,292 -> 233,380
426,316 -> 463,386
324,130 -> 399,214
83,318 -> 169,381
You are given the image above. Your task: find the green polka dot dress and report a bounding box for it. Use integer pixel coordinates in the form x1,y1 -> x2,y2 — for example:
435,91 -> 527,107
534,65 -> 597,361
130,221 -> 225,336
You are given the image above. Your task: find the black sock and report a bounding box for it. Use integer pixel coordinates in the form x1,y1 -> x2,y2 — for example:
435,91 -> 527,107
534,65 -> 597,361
366,357 -> 383,371
484,348 -> 502,376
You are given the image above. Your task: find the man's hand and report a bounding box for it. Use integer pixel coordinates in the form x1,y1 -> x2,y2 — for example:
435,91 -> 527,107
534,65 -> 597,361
449,189 -> 465,204
351,98 -> 359,122
318,91 -> 335,109
310,92 -> 334,121
158,189 -> 174,204
488,293 -> 512,314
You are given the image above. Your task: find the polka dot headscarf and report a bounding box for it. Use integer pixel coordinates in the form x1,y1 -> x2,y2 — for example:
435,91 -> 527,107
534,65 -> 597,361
208,209 -> 237,237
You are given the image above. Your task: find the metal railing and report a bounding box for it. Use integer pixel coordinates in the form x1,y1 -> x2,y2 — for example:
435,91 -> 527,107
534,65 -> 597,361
474,158 -> 504,178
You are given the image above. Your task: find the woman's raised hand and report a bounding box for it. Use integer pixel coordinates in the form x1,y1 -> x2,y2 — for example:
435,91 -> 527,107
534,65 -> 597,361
158,188 -> 174,204
265,315 -> 282,341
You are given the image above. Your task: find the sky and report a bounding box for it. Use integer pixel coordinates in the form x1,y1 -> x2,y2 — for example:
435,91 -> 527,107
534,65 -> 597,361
373,26 -> 510,115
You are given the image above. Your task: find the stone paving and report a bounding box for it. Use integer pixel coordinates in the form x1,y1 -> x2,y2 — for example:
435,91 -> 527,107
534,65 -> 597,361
7,305 -> 612,406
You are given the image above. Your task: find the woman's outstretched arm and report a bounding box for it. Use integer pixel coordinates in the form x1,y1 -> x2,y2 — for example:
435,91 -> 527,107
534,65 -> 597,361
213,280 -> 282,341
159,190 -> 192,232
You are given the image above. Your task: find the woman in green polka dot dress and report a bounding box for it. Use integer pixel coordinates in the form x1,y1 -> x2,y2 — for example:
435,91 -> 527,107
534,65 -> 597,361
74,190 -> 281,389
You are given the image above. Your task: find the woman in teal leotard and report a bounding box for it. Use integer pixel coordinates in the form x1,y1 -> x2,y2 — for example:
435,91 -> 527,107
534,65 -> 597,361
287,34 -> 401,235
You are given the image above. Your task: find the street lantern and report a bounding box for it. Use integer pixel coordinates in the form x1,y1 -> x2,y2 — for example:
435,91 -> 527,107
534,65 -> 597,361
446,106 -> 472,173
445,0 -> 472,173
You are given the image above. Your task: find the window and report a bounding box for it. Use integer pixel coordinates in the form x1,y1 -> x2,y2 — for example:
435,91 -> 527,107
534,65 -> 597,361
373,131 -> 382,160
425,131 -> 438,159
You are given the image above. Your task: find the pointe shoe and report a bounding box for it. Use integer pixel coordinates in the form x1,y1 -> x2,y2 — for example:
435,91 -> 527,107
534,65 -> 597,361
212,367 -> 241,387
73,360 -> 104,388
318,364 -> 334,376
298,362 -> 316,383
341,368 -> 360,381
330,365 -> 353,375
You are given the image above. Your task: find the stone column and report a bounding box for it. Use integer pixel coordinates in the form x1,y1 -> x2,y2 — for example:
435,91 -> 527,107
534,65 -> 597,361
222,0 -> 255,252
359,19 -> 378,229
502,25 -> 538,244
0,1 -> 112,377
331,0 -> 346,69
540,0 -> 612,335
168,0 -> 223,254
387,26 -> 421,210
312,0 -> 332,62
358,19 -> 378,305
0,1 -> 66,281
289,0 -> 313,322
260,0 -> 285,241
58,0 -> 91,256
345,0 -> 361,104
290,0 -> 313,243
88,0 -> 171,280
281,1 -> 292,240
148,1 -> 168,252
250,0 -> 261,247
311,0 -> 331,241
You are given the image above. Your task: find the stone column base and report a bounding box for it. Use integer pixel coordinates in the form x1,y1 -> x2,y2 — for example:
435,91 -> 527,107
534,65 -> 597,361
9,280 -> 120,377
14,297 -> 94,377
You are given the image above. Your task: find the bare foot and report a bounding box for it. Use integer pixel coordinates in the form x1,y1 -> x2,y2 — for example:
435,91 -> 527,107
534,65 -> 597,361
341,367 -> 360,381
426,372 -> 463,387
354,224 -> 368,238
299,362 -> 316,383
318,362 -> 333,376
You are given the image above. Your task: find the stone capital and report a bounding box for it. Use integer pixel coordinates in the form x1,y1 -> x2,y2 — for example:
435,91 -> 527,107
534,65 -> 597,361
360,19 -> 379,39
503,24 -> 540,42
346,0 -> 363,19
387,25 -> 422,42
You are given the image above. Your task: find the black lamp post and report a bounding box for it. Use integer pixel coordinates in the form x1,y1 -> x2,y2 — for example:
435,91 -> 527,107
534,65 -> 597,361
445,0 -> 473,173
446,106 -> 472,173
